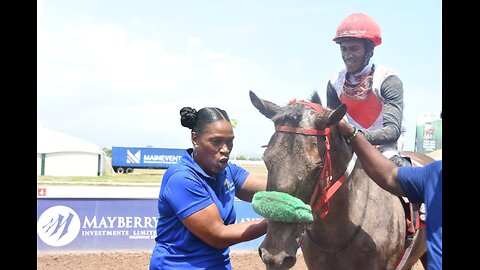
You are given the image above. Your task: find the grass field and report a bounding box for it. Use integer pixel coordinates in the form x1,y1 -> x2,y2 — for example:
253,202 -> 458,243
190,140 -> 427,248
37,162 -> 267,187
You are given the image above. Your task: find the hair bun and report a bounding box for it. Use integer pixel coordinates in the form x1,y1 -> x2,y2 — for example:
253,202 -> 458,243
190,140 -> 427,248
180,107 -> 197,129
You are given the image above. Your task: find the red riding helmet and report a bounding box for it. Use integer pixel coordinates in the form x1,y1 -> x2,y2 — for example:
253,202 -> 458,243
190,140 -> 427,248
333,13 -> 382,47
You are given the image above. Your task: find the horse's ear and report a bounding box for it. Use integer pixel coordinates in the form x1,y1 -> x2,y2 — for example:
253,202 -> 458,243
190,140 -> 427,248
249,90 -> 281,120
327,103 -> 347,126
310,91 -> 322,106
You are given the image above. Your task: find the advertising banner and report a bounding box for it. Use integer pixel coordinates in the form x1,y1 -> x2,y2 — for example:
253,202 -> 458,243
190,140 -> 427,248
37,198 -> 263,252
111,147 -> 185,169
414,112 -> 442,154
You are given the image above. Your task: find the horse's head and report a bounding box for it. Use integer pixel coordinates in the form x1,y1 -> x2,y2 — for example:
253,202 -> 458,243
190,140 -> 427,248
250,90 -> 351,269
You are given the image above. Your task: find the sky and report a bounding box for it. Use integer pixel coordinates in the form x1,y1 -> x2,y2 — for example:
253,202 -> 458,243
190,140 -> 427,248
37,0 -> 442,159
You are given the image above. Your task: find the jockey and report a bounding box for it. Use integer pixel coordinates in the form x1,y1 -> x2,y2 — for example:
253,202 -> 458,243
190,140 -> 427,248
326,13 -> 410,167
327,13 -> 426,240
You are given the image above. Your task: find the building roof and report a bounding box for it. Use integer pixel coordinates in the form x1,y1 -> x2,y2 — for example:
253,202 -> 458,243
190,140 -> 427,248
37,122 -> 102,154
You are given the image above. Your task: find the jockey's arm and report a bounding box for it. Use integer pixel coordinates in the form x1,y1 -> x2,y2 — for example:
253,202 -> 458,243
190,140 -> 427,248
361,75 -> 404,146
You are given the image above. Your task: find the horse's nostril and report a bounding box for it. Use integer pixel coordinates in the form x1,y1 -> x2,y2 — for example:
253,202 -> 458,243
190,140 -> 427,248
283,256 -> 297,269
258,247 -> 274,265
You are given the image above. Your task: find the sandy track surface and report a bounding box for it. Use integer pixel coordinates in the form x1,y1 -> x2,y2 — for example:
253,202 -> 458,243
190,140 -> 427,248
36,251 -> 307,270
37,251 -> 425,269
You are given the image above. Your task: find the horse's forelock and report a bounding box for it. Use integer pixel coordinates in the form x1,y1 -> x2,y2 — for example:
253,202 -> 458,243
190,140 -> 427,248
271,105 -> 303,124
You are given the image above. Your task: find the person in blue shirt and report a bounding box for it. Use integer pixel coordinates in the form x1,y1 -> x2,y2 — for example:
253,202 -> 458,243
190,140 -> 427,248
149,106 -> 268,270
337,118 -> 442,270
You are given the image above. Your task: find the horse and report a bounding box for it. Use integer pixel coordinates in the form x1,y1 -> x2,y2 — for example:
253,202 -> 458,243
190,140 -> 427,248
249,90 -> 432,270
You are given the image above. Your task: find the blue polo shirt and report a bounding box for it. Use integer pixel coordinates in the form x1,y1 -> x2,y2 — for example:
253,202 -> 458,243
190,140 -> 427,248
397,160 -> 442,270
149,148 -> 249,270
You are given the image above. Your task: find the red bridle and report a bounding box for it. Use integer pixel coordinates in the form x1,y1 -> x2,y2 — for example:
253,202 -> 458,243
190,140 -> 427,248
274,100 -> 347,219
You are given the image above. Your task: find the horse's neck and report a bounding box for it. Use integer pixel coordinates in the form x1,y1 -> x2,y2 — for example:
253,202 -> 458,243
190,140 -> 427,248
322,135 -> 359,220
329,134 -> 354,180
309,145 -> 370,244
323,157 -> 368,218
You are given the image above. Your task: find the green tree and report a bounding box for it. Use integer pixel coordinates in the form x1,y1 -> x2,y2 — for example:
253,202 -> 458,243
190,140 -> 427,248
103,147 -> 112,157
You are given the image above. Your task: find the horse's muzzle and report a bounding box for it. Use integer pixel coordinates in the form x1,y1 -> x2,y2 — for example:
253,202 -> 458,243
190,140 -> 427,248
258,247 -> 297,270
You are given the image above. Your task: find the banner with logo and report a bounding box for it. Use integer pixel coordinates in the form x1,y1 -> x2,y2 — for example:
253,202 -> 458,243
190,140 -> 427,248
37,199 -> 264,252
414,112 -> 442,154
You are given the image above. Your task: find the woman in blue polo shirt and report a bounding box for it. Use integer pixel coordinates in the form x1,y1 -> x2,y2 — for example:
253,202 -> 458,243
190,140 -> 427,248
149,106 -> 268,270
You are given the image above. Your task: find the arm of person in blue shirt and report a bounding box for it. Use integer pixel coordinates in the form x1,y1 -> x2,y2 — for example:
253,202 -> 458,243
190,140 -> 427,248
337,118 -> 406,197
236,172 -> 268,202
182,173 -> 268,249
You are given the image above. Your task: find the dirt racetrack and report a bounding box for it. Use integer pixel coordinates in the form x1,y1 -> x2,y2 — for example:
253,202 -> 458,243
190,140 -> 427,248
37,250 -> 425,269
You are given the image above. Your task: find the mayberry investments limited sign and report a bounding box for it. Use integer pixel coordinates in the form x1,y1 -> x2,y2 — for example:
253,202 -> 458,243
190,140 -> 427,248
37,198 -> 263,251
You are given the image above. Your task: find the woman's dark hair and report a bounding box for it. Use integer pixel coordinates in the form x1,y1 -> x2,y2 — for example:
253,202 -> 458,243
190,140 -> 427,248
180,107 -> 230,135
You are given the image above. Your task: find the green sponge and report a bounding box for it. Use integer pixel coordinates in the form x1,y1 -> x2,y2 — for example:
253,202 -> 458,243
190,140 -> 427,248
252,191 -> 313,223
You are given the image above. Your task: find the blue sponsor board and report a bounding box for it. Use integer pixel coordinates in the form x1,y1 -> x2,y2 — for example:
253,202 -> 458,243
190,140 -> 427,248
111,147 -> 185,169
37,198 -> 264,252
